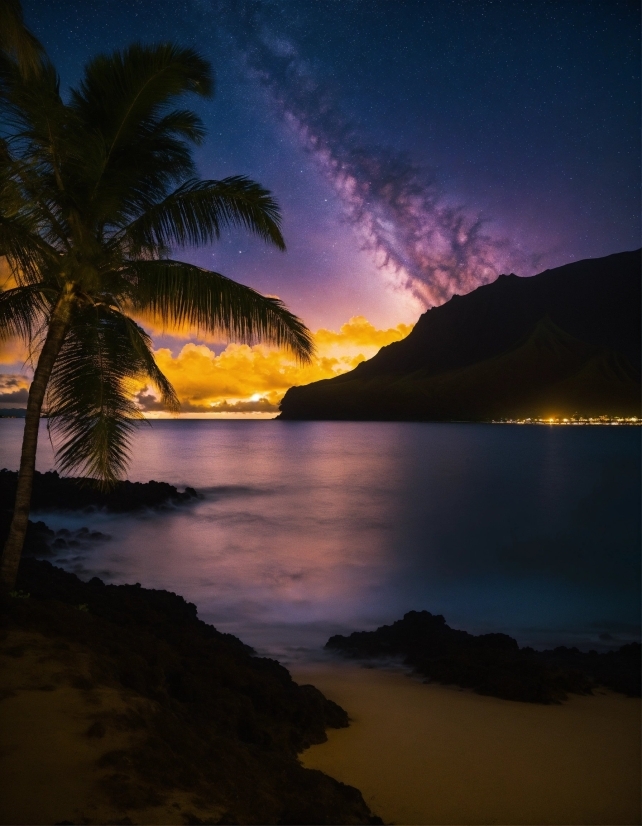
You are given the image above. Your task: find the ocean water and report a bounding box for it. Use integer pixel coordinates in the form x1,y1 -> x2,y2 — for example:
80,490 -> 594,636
1,419 -> 639,659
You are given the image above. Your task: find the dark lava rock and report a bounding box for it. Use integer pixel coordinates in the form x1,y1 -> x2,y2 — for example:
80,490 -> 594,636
1,469 -> 196,560
0,468 -> 199,512
529,643 -> 642,698
326,610 -> 641,704
3,559 -> 381,824
0,513 -> 111,560
0,517 -> 57,557
25,519 -> 56,556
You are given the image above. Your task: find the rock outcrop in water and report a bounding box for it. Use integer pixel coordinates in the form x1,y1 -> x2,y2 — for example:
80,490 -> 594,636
0,469 -> 200,562
0,517 -> 110,559
279,250 -> 641,421
326,611 -> 641,703
0,468 -> 198,512
1,559 -> 381,824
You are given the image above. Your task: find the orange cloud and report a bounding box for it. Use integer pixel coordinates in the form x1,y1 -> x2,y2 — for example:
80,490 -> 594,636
0,304 -> 414,417
315,316 -> 413,350
139,316 -> 413,417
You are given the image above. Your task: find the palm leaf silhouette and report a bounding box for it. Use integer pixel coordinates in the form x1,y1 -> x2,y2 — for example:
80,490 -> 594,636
0,35 -> 313,590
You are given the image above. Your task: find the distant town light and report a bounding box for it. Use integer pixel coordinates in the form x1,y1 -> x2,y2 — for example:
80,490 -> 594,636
490,415 -> 641,426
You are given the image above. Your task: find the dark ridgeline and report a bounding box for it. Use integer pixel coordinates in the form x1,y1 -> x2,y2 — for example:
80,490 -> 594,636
326,611 -> 641,704
279,250 -> 642,421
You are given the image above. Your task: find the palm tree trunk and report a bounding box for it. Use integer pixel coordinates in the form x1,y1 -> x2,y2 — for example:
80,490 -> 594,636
0,293 -> 73,593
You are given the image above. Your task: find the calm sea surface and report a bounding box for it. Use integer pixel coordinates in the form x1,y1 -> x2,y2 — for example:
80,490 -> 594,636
1,420 -> 639,659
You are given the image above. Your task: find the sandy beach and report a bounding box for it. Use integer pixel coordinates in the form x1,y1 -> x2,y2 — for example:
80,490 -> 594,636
291,661 -> 641,826
0,629 -> 202,826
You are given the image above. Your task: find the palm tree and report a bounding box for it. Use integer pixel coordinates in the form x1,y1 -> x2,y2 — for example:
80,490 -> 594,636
0,41 -> 313,592
0,0 -> 44,78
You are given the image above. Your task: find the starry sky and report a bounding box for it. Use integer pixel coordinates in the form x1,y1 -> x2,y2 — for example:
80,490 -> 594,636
1,0 -> 640,415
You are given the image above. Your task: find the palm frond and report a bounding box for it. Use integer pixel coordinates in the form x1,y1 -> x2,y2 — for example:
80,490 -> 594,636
126,259 -> 314,362
46,306 -> 141,484
0,59 -> 76,254
45,303 -> 178,484
0,0 -> 46,78
120,314 -> 180,412
0,210 -> 59,282
95,109 -> 206,219
0,58 -> 65,159
0,282 -> 50,342
68,43 -> 212,207
119,176 -> 286,254
71,43 -> 212,132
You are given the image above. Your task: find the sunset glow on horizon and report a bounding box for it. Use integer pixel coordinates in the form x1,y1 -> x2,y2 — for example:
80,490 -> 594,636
0,312 -> 413,417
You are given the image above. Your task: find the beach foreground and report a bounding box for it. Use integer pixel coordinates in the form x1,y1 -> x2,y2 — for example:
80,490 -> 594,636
292,662 -> 641,826
0,561 -> 379,825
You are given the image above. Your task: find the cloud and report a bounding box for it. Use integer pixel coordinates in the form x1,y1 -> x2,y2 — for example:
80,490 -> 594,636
5,308 -> 402,416
185,397 -> 279,414
0,375 -> 26,391
134,389 -> 168,412
210,1 -> 540,307
315,316 -> 413,351
0,387 -> 28,403
136,315 -> 411,416
0,374 -> 29,405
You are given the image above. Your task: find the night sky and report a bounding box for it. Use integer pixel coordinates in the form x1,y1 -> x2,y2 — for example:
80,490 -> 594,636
2,0 -> 640,414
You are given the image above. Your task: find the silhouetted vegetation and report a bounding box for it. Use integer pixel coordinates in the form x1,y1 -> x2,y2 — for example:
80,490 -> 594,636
0,25 -> 313,590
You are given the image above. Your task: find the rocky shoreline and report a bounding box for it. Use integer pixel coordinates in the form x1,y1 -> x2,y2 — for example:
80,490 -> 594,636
326,610 -> 641,703
1,469 -> 638,820
0,469 -> 199,513
0,469 -> 200,561
1,559 -> 381,824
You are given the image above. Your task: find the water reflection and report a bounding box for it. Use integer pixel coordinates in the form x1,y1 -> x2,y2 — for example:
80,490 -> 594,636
0,420 -> 639,658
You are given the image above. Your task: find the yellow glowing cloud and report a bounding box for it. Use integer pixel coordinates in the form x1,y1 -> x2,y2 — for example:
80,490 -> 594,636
139,316 -> 413,417
315,316 -> 413,350
0,288 -> 414,417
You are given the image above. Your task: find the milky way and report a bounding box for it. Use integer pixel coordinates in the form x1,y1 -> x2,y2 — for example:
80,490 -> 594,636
200,0 -> 541,307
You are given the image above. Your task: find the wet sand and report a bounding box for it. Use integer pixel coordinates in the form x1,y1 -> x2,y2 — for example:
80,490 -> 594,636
291,661 -> 641,826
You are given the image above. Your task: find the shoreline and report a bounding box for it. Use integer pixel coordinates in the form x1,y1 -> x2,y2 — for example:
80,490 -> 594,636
1,560 -> 380,825
1,558 -> 640,824
292,661 -> 642,826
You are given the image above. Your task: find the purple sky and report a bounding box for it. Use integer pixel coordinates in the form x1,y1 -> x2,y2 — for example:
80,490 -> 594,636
18,0 -> 642,338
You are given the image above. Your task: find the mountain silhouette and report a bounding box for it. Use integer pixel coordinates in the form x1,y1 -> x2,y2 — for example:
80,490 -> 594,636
279,249 -> 641,421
